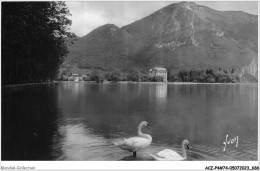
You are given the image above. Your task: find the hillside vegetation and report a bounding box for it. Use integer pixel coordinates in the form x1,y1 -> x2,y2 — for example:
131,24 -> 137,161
62,2 -> 258,83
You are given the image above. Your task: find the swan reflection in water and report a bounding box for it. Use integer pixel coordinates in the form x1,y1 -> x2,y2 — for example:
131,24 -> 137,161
120,153 -> 153,161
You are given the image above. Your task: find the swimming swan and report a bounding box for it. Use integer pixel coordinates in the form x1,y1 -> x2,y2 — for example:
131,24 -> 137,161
149,139 -> 190,161
113,121 -> 152,157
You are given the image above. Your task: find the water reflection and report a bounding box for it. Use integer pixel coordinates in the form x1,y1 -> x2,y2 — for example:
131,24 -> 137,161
1,83 -> 258,161
54,83 -> 257,161
53,120 -> 109,160
155,83 -> 167,104
2,85 -> 61,160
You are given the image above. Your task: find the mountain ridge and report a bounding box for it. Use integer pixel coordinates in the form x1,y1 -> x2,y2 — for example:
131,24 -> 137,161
62,1 -> 258,82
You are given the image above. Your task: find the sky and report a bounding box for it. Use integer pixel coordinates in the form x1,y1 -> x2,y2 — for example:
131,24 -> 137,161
66,1 -> 258,37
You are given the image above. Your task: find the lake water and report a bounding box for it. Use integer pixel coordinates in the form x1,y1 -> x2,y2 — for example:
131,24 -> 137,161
1,82 -> 258,161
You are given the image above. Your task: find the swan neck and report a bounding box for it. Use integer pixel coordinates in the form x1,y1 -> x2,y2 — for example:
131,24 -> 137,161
137,124 -> 152,142
182,142 -> 187,159
137,123 -> 144,136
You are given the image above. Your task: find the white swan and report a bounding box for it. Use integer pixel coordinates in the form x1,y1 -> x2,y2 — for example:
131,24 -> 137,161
150,139 -> 190,161
113,121 -> 152,157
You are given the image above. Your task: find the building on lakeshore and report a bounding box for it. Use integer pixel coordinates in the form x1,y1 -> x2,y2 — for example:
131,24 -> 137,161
62,75 -> 68,81
72,74 -> 80,81
149,67 -> 168,82
62,73 -> 84,81
82,75 -> 89,81
68,76 -> 74,81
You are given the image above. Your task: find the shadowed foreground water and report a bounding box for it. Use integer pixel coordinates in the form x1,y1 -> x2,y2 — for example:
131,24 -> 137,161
1,82 -> 258,160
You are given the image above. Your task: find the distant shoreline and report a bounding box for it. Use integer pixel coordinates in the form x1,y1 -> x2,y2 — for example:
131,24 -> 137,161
2,82 -> 56,88
2,81 -> 257,88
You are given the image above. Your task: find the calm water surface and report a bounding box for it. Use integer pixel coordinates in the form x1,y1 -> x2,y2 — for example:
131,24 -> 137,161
2,82 -> 258,160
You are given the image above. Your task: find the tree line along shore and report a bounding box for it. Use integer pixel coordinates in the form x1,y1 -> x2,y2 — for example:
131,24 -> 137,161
60,67 -> 240,83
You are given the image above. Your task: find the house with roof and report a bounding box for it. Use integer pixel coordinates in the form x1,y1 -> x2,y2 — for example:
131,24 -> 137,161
72,73 -> 80,81
149,67 -> 168,82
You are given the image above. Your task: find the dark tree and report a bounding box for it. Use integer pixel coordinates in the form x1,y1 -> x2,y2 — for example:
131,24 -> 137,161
168,69 -> 179,82
91,69 -> 104,82
110,69 -> 122,81
140,75 -> 149,82
178,69 -> 190,82
231,68 -> 235,74
206,74 -> 215,83
206,69 -> 214,76
127,69 -> 141,82
2,2 -> 74,85
104,72 -> 112,81
153,76 -> 163,82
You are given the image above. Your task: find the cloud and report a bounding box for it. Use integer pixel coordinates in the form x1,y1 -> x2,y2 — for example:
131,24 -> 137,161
66,1 -> 174,36
66,2 -> 109,36
69,10 -> 110,36
66,1 -> 258,37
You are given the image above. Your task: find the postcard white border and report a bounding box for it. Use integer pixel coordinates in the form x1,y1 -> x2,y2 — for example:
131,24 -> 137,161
0,0 -> 259,170
0,161 -> 259,170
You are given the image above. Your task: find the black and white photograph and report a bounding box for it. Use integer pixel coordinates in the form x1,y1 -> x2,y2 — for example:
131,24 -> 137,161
1,0 -> 259,170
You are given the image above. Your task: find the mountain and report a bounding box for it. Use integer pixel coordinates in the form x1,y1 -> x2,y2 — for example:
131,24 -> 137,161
63,2 -> 258,82
66,24 -> 144,70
